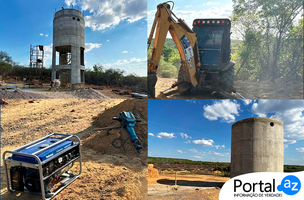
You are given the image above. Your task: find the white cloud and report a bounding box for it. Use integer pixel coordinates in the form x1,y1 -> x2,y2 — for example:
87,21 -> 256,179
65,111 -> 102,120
189,149 -> 198,153
215,145 -> 225,149
107,39 -> 110,42
186,100 -> 197,104
213,151 -> 229,156
157,132 -> 175,139
251,100 -> 304,142
101,57 -> 146,76
177,150 -> 186,153
65,0 -> 76,7
148,152 -> 152,156
284,139 -> 297,148
148,4 -> 232,38
40,33 -> 43,36
193,156 -> 202,159
193,138 -> 214,146
148,133 -> 154,137
296,147 -> 304,153
70,0 -> 147,31
103,57 -> 146,67
43,43 -> 53,64
243,100 -> 252,105
41,42 -> 101,66
180,133 -> 191,140
183,140 -> 191,144
205,2 -> 220,6
121,50 -> 128,53
203,100 -> 241,123
45,34 -> 49,37
85,43 -> 102,52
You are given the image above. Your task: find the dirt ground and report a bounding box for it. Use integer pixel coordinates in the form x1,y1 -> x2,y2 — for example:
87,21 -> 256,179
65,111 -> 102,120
0,83 -> 134,99
155,77 -> 303,99
148,173 -> 229,200
1,99 -> 147,200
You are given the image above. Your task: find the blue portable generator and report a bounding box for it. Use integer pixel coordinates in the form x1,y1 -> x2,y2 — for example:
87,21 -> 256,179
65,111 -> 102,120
3,133 -> 82,200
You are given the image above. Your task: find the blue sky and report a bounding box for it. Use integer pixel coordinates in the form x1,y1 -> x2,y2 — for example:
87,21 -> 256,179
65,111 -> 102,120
148,0 -> 302,40
148,100 -> 304,165
148,0 -> 233,38
0,0 -> 147,76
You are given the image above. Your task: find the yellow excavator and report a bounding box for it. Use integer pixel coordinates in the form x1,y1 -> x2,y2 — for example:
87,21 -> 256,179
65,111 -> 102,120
147,1 -> 245,99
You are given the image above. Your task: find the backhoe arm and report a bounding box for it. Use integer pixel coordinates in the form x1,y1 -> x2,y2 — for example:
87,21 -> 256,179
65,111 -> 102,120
147,2 -> 201,98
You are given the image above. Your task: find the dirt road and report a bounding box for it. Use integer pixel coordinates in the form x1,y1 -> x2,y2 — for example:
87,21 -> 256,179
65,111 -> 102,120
1,99 -> 147,200
155,77 -> 303,99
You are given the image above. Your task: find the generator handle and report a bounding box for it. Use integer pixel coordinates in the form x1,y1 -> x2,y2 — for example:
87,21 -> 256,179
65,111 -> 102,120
12,133 -> 56,152
33,134 -> 74,155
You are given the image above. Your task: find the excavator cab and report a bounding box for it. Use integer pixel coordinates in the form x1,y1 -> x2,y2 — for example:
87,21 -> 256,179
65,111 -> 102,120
192,19 -> 232,71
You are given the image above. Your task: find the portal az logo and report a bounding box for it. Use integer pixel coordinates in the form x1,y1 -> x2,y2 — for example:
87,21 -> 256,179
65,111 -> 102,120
277,175 -> 301,195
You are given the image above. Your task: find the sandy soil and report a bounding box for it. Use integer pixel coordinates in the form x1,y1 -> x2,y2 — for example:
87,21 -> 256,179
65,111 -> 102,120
1,99 -> 148,200
148,174 -> 229,200
155,77 -> 303,99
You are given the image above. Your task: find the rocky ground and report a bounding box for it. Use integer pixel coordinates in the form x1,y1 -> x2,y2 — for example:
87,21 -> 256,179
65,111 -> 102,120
0,83 -> 136,99
155,77 -> 303,99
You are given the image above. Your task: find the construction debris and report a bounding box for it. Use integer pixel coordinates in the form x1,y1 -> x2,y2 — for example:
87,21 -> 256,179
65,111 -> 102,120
0,89 -> 47,99
131,93 -> 148,99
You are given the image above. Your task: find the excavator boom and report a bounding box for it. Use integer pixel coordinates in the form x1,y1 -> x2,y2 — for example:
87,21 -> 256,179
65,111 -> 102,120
147,1 -> 245,99
147,2 -> 201,98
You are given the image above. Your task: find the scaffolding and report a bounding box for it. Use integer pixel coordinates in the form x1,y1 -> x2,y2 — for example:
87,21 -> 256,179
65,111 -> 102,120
30,45 -> 44,68
28,45 -> 45,87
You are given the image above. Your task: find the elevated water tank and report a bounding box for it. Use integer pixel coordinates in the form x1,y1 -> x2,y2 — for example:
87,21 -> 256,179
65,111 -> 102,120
52,8 -> 85,89
231,117 -> 284,178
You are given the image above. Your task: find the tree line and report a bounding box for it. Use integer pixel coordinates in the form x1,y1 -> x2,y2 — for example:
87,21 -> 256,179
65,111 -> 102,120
148,156 -> 229,166
0,51 -> 146,92
149,157 -> 304,172
85,64 -> 147,92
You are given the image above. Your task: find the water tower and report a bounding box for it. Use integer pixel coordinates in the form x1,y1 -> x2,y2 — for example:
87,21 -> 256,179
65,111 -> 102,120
231,117 -> 284,178
51,8 -> 85,89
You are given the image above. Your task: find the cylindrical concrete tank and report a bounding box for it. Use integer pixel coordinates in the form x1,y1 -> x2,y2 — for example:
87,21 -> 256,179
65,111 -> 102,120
231,117 -> 284,178
52,9 -> 85,89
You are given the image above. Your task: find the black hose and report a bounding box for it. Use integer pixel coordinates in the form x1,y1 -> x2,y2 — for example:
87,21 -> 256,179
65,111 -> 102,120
112,138 -> 123,148
164,1 -> 174,10
112,136 -> 130,151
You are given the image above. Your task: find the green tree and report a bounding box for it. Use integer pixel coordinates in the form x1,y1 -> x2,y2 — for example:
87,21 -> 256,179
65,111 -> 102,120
232,0 -> 303,81
0,51 -> 13,77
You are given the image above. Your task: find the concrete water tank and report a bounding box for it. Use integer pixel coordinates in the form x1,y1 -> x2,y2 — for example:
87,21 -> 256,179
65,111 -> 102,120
231,117 -> 284,178
51,8 -> 85,89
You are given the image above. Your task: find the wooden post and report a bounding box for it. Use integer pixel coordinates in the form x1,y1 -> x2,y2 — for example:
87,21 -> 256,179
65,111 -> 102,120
175,171 -> 177,186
